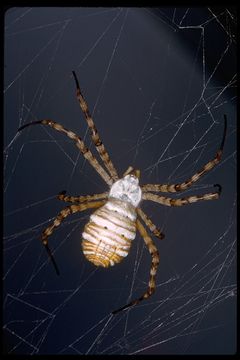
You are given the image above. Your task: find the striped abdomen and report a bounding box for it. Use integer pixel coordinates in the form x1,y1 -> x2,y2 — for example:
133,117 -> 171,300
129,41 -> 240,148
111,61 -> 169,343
82,198 -> 137,267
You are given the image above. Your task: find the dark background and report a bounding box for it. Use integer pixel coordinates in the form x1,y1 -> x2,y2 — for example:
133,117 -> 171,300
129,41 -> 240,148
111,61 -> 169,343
3,7 -> 237,355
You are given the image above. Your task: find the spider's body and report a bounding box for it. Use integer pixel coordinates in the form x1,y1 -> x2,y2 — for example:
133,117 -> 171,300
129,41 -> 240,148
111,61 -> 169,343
18,71 -> 227,314
82,174 -> 141,267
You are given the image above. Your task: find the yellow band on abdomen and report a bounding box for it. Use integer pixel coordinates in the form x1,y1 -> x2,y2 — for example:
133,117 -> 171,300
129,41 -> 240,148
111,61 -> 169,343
82,198 -> 137,267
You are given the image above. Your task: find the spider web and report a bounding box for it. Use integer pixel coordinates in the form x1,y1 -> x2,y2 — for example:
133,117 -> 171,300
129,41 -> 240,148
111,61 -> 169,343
3,7 -> 237,355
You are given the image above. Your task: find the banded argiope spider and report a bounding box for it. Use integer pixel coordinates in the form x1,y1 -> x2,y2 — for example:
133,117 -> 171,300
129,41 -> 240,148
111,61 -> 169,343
18,71 -> 227,314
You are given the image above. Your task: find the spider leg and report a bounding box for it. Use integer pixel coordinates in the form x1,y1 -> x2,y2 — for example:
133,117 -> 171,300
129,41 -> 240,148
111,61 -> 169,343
41,200 -> 106,275
57,191 -> 108,203
18,120 -> 113,186
112,219 -> 160,314
72,71 -> 118,181
123,166 -> 134,177
137,208 -> 165,240
142,115 -> 227,193
122,166 -> 140,179
142,184 -> 221,206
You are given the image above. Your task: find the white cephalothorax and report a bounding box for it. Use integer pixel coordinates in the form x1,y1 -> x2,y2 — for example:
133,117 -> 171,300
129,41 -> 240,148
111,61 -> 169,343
109,174 -> 142,207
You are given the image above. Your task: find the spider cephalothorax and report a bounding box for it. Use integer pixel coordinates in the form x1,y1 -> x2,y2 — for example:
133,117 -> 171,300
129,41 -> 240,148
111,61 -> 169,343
18,71 -> 227,314
109,173 -> 142,207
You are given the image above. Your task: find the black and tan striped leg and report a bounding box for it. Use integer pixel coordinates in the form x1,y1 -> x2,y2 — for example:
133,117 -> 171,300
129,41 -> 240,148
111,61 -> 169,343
137,207 -> 165,240
18,120 -> 113,186
142,116 -> 227,193
72,71 -> 118,181
112,219 -> 160,314
142,184 -> 221,207
57,190 -> 108,203
41,200 -> 106,275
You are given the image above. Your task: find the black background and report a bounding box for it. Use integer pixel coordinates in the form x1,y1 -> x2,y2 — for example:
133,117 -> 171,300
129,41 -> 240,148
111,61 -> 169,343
4,7 -> 237,355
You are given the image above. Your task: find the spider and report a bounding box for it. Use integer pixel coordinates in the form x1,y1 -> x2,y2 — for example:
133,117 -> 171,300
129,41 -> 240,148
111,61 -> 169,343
18,71 -> 227,314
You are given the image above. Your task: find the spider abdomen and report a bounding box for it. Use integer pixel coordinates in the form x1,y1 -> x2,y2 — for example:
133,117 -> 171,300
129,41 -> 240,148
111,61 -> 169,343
82,198 -> 137,267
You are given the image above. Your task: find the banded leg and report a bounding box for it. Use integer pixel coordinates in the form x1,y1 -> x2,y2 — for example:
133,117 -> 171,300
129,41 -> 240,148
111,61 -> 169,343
112,219 -> 160,314
41,200 -> 106,275
142,116 -> 227,193
57,190 -> 108,203
137,207 -> 165,240
18,120 -> 113,186
142,184 -> 221,207
72,71 -> 118,181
